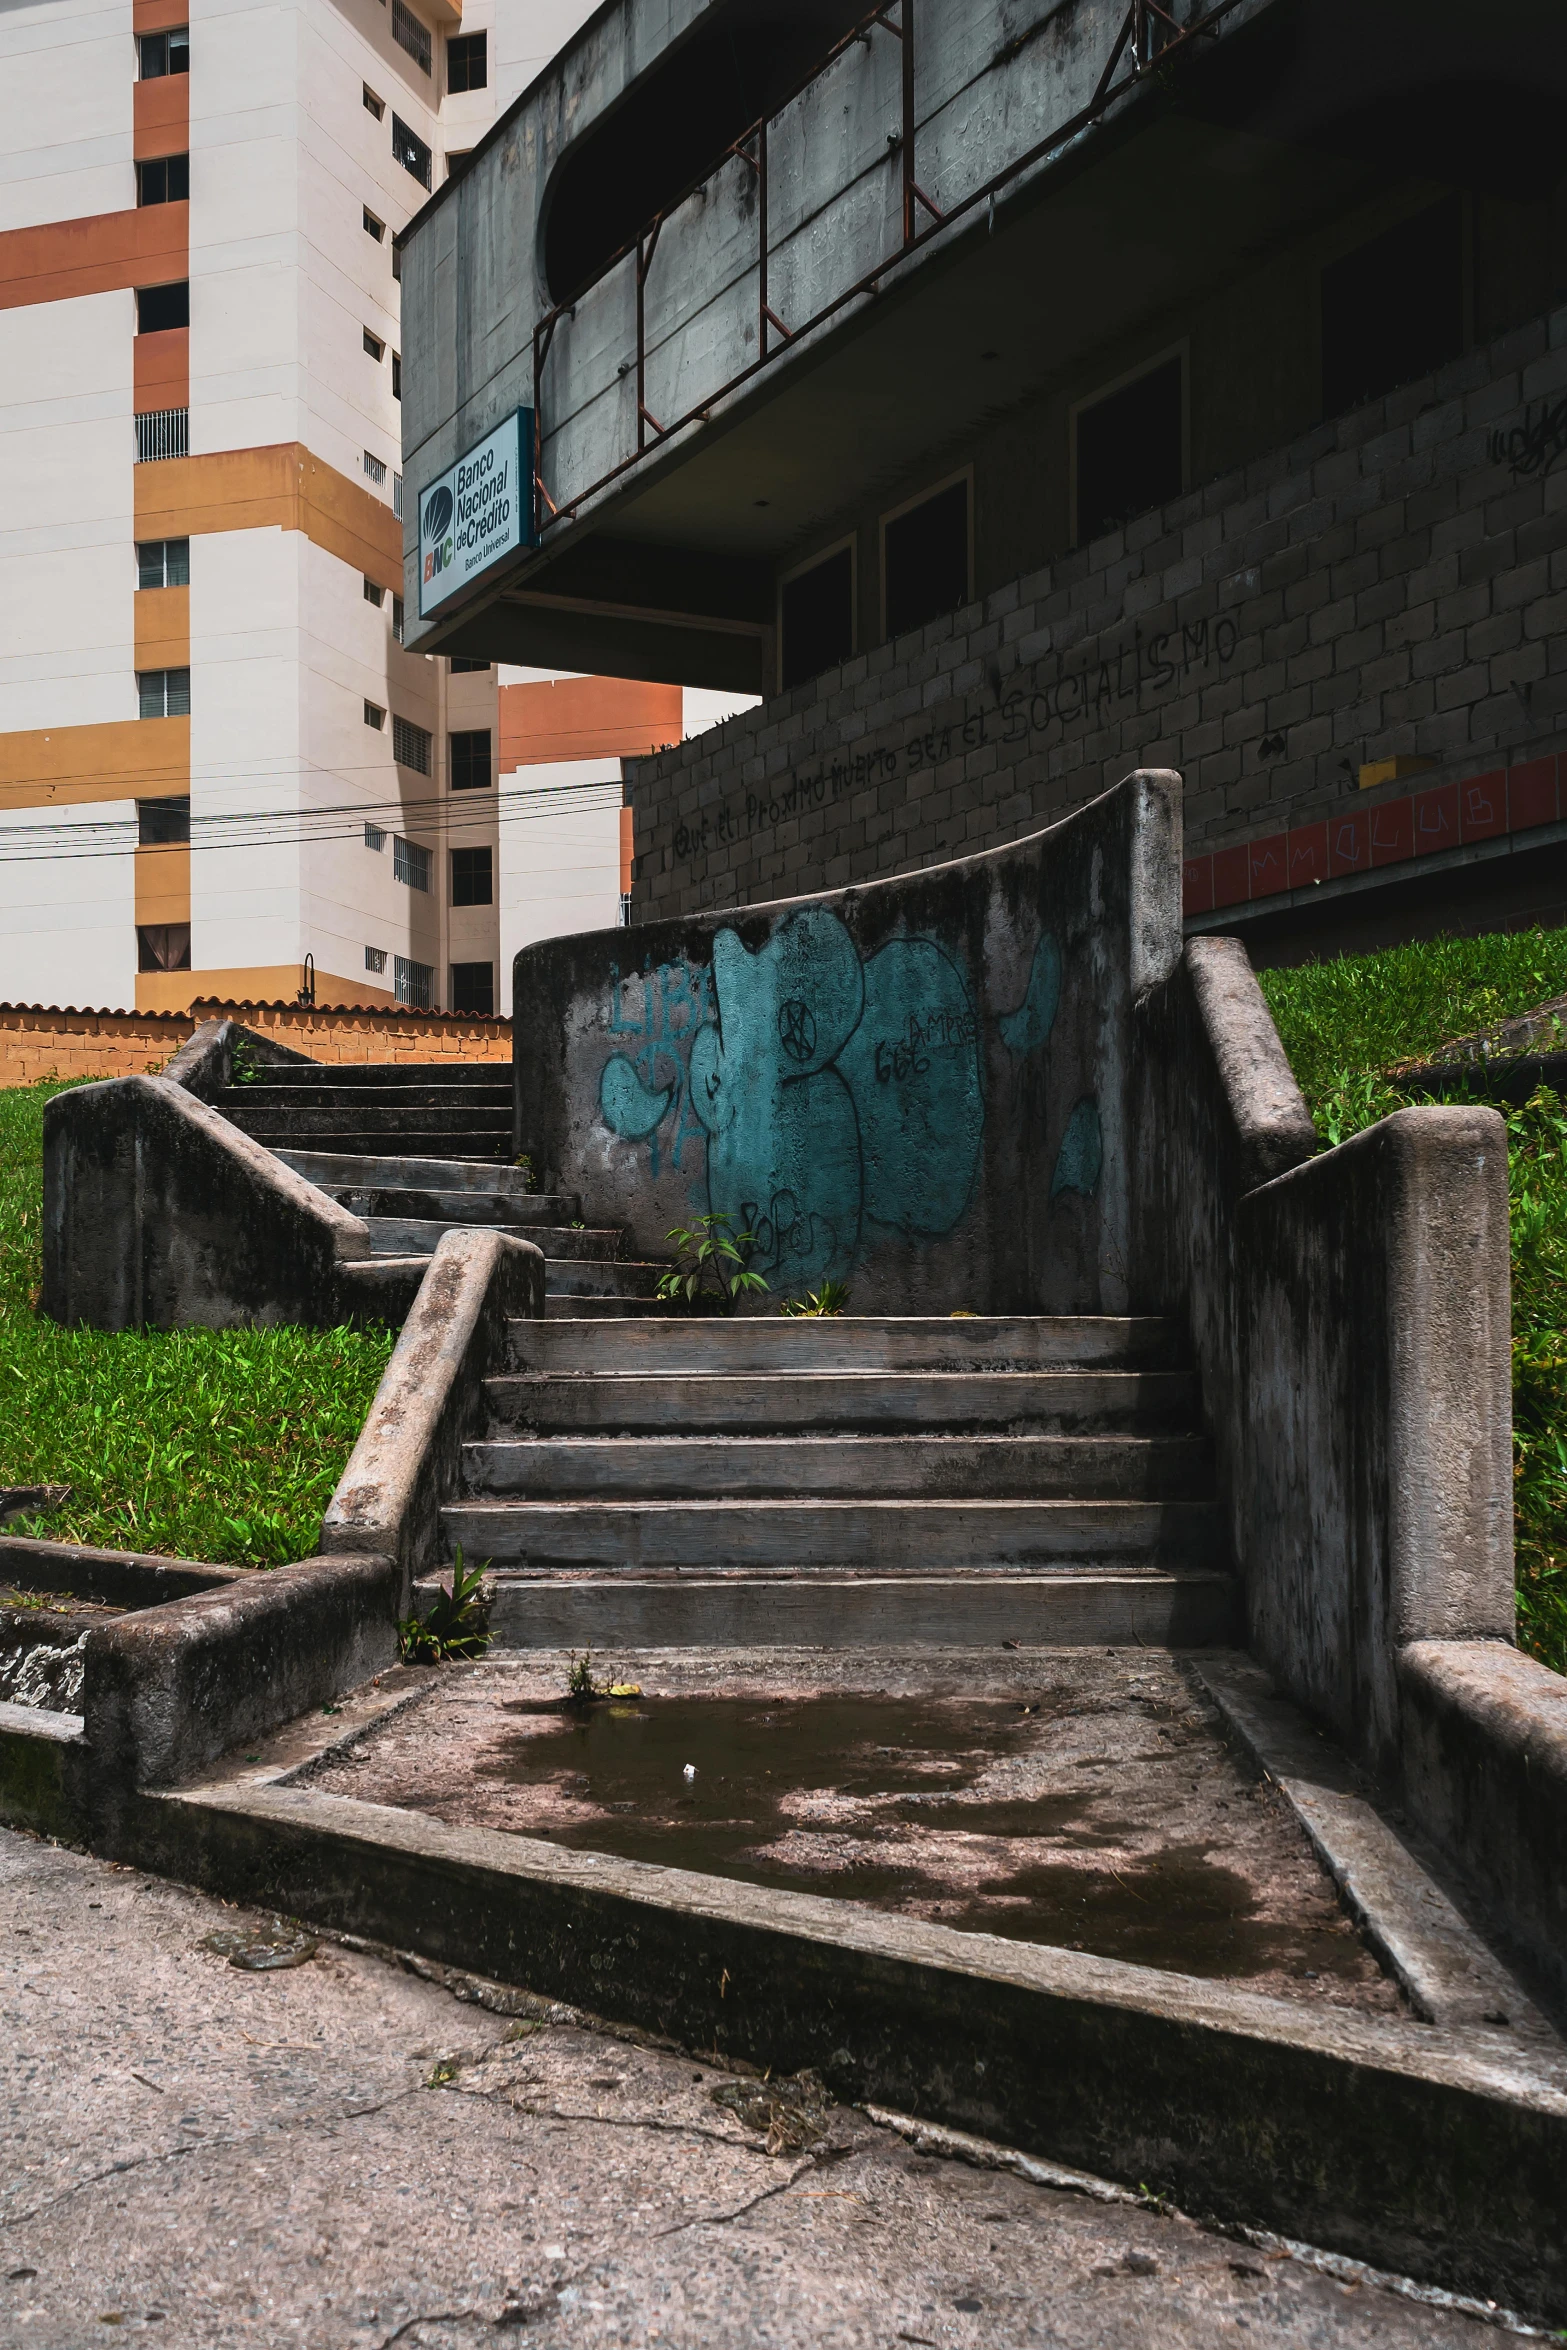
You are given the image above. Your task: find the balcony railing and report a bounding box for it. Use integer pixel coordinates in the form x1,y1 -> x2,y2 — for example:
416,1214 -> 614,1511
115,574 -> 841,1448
135,407 -> 189,463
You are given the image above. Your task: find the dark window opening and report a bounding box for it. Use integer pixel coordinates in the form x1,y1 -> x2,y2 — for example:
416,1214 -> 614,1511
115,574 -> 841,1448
138,922 -> 191,972
1322,197 -> 1464,420
138,27 -> 188,77
450,845 -> 493,906
137,796 -> 190,846
392,350 -> 401,399
137,538 -> 189,589
450,727 -> 492,790
1074,356 -> 1183,546
363,205 -> 385,240
137,280 -> 190,334
392,113 -> 432,188
363,83 -> 385,119
392,0 -> 431,74
450,960 -> 494,1014
543,0 -> 870,304
781,545 -> 853,690
446,30 -> 486,91
137,154 -> 189,206
449,657 -> 490,673
883,480 -> 969,643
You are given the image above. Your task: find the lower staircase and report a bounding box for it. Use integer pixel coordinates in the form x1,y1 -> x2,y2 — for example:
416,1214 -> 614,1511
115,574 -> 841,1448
440,1313 -> 1234,1647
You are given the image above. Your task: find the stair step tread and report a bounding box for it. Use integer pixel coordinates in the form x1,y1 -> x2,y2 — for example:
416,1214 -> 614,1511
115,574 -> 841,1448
486,1369 -> 1196,1431
238,1063 -> 507,1087
361,1216 -> 628,1257
220,1086 -> 510,1108
277,1150 -> 560,1201
505,1315 -> 1183,1373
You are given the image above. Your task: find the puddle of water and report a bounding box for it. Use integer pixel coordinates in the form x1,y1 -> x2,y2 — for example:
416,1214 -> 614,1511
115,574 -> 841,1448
474,1694 -> 1369,1984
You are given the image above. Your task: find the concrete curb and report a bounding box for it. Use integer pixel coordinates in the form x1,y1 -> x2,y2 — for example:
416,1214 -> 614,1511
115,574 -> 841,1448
322,1227 -> 546,1599
0,1535 -> 245,1608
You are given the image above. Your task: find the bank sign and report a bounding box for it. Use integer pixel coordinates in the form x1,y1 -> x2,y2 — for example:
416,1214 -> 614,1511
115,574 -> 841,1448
417,408 -> 532,618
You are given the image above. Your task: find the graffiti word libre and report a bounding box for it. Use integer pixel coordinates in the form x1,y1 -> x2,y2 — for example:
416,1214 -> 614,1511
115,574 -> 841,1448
668,612 -> 1244,866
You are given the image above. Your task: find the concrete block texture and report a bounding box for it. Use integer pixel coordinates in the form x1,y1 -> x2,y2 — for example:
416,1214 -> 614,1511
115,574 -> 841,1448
323,1227 -> 546,1596
42,1074 -> 372,1333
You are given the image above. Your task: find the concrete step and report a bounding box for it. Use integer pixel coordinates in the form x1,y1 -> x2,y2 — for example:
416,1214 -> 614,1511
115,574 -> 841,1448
543,1295 -> 664,1319
543,1259 -> 665,1298
440,1496 -> 1222,1570
217,1083 -> 510,1111
312,1188 -> 607,1240
465,1432 -> 1215,1501
225,1105 -> 511,1138
278,1150 -> 556,1201
238,1062 -> 509,1089
362,1217 -> 627,1259
478,1569 -> 1240,1647
251,1130 -> 513,1161
505,1315 -> 1183,1375
485,1367 -> 1198,1434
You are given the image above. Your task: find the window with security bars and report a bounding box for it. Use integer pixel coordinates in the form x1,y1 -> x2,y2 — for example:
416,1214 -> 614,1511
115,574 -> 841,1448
392,114 -> 432,188
365,945 -> 387,973
137,796 -> 190,845
392,596 -> 405,643
449,728 -> 491,790
450,961 -> 493,1015
364,823 -> 386,851
363,449 -> 387,487
394,954 -> 433,1009
136,409 -> 188,463
392,0 -> 431,72
450,845 -> 492,905
393,835 -> 431,891
138,668 -> 190,718
137,539 -> 189,589
392,714 -> 431,773
446,30 -> 486,90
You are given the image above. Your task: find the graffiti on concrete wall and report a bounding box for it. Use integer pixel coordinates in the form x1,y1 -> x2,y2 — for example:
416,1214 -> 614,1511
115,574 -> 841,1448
598,954 -> 713,1179
997,932 -> 1103,1200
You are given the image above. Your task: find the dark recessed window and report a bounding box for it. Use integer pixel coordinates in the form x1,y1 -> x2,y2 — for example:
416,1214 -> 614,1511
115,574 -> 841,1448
138,27 -> 188,77
391,350 -> 401,400
363,83 -> 385,120
1322,196 -> 1464,419
363,327 -> 384,360
781,545 -> 854,690
365,944 -> 387,973
393,835 -> 431,891
449,657 -> 490,673
450,728 -> 492,790
1074,356 -> 1183,546
392,0 -> 431,74
392,114 -> 432,189
137,154 -> 189,206
137,922 -> 191,971
138,667 -> 190,718
363,205 -> 385,240
364,577 -> 385,606
392,595 -> 405,642
136,538 -> 189,589
136,281 -> 190,335
364,698 -> 385,728
392,714 -> 431,773
450,845 -> 493,906
446,29 -> 486,91
137,796 -> 190,846
883,480 -> 969,642
450,960 -> 494,1014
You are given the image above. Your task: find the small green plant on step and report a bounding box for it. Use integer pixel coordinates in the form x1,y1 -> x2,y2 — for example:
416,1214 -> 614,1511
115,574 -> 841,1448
779,1280 -> 851,1318
227,1032 -> 267,1086
513,1153 -> 536,1192
397,1548 -> 492,1663
565,1650 -> 642,1704
655,1213 -> 769,1313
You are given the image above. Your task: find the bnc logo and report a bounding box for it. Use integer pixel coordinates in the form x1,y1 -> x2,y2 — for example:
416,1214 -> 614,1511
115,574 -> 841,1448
422,484 -> 454,584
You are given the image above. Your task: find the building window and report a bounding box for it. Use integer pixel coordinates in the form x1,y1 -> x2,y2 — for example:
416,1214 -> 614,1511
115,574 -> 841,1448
364,822 -> 386,850
137,796 -> 190,845
137,538 -> 189,589
450,844 -> 492,905
392,240 -> 402,284
363,449 -> 387,487
138,27 -> 188,77
364,698 -> 385,728
394,953 -> 433,1008
392,351 -> 401,400
136,281 -> 190,334
363,327 -> 385,361
138,922 -> 191,972
137,155 -> 189,206
363,577 -> 385,606
363,83 -> 385,119
363,206 -> 385,240
1073,355 -> 1183,547
135,409 -> 188,463
393,714 -> 431,773
882,476 -> 970,642
138,667 -> 190,718
1322,197 -> 1464,420
392,471 -> 404,519
450,961 -> 494,1015
392,114 -> 432,189
446,29 -> 486,91
392,595 -> 405,643
449,728 -> 491,790
780,543 -> 854,691
393,835 -> 431,891
365,944 -> 387,973
449,658 -> 490,673
392,0 -> 431,73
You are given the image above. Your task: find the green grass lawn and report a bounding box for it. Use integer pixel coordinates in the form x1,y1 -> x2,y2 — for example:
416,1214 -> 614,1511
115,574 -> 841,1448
1260,926 -> 1567,1675
0,1083 -> 394,1568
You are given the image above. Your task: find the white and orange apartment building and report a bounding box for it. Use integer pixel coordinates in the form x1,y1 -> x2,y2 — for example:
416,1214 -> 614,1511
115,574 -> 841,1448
0,0 -> 743,1017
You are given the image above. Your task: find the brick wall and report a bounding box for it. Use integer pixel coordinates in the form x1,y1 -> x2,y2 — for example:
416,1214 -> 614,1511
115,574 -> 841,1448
0,1001 -> 511,1087
628,303 -> 1567,922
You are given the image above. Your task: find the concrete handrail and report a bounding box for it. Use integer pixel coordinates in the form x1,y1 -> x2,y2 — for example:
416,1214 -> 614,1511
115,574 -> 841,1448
322,1226 -> 547,1600
163,1017 -> 316,1102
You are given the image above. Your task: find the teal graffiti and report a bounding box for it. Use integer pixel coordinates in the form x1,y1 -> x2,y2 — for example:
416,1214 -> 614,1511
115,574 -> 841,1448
998,933 -> 1062,1056
599,956 -> 714,1177
1050,1096 -> 1103,1198
599,1055 -> 671,1140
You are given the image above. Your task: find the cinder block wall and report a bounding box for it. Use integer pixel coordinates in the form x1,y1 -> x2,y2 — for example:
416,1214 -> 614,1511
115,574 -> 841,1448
628,304 -> 1567,921
0,1003 -> 512,1086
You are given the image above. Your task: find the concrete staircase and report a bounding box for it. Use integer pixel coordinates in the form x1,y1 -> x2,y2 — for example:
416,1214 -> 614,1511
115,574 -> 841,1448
440,1314 -> 1236,1647
212,1064 -> 664,1318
